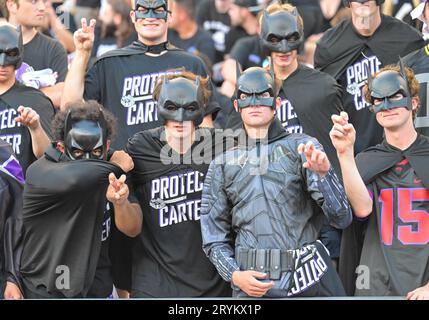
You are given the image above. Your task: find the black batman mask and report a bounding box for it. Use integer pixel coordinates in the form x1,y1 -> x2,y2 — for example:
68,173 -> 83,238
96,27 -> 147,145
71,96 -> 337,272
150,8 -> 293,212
157,76 -> 204,126
134,0 -> 168,20
367,60 -> 412,113
0,25 -> 23,69
64,111 -> 108,161
260,9 -> 304,55
235,65 -> 276,109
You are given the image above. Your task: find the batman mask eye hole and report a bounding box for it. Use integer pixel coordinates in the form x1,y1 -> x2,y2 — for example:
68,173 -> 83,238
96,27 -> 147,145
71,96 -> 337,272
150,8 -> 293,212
286,33 -> 300,42
166,105 -> 178,111
258,91 -> 272,98
92,148 -> 103,158
154,6 -> 166,13
185,105 -> 197,112
71,148 -> 84,159
373,98 -> 383,105
239,93 -> 249,100
390,93 -> 405,101
137,6 -> 149,14
6,49 -> 19,57
268,35 -> 281,44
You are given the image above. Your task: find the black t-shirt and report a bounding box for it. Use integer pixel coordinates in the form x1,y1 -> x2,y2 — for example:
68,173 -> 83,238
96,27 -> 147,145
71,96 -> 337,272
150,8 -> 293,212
23,32 -> 68,83
196,0 -> 231,63
224,27 -> 249,55
76,0 -> 100,8
338,47 -> 384,154
84,48 -> 218,150
0,83 -> 55,174
126,127 -> 230,297
168,27 -> 216,64
404,43 -> 429,137
357,154 -> 429,296
230,36 -> 267,70
20,148 -> 123,298
87,202 -> 114,298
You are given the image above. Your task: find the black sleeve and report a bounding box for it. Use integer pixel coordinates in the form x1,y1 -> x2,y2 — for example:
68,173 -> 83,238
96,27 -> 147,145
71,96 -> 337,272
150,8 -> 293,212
48,40 -> 69,83
84,61 -> 103,102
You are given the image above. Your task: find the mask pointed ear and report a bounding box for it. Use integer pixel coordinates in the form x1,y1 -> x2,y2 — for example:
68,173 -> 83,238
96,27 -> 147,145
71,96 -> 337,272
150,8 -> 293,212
64,108 -> 73,140
98,108 -> 108,137
195,75 -> 204,104
398,56 -> 410,92
262,10 -> 270,32
269,58 -> 276,96
398,56 -> 407,79
291,7 -> 298,17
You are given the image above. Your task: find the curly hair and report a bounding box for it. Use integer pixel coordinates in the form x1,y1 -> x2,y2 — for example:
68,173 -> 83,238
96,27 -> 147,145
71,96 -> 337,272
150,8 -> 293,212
152,69 -> 211,106
52,100 -> 117,142
362,64 -> 421,118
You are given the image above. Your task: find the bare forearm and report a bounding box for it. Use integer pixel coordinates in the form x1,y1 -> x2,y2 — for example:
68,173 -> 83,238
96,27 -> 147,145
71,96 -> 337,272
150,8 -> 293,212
61,51 -> 90,111
338,152 -> 372,217
29,126 -> 50,158
41,82 -> 64,109
114,202 -> 142,237
51,19 -> 76,53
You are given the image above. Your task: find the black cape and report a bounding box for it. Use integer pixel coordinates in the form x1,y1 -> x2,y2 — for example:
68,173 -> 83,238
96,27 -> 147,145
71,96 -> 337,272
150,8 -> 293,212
96,40 -> 181,61
339,134 -> 429,295
315,15 -> 424,79
19,147 -> 123,298
0,140 -> 24,297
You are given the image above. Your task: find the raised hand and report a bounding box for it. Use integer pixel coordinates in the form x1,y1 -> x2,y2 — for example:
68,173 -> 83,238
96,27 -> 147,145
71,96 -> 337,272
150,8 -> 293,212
106,173 -> 129,206
14,106 -> 41,131
329,111 -> 356,156
74,18 -> 96,52
298,141 -> 330,177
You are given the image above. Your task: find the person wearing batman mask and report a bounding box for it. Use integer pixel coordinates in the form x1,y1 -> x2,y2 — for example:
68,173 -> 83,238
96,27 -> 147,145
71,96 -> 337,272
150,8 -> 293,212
315,0 -> 424,155
315,0 -> 424,296
112,70 -> 231,298
201,66 -> 351,298
226,2 -> 346,267
62,0 -> 221,150
10,100 -> 136,299
330,63 -> 429,299
0,24 -> 54,175
62,0 -> 222,294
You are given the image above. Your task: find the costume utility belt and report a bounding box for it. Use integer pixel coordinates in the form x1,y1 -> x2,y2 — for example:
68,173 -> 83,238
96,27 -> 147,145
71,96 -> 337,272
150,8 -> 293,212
236,248 -> 294,280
